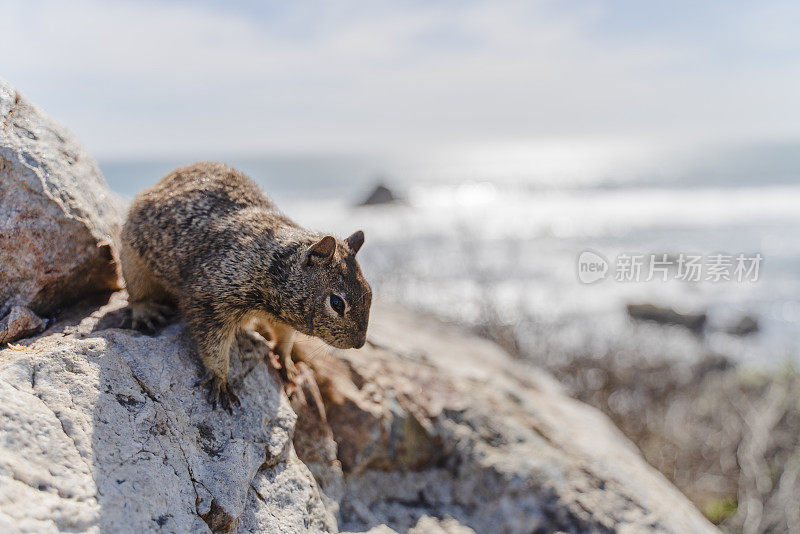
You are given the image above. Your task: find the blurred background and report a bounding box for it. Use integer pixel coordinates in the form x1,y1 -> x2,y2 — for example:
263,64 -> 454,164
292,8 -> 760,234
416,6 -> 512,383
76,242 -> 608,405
4,1 -> 800,532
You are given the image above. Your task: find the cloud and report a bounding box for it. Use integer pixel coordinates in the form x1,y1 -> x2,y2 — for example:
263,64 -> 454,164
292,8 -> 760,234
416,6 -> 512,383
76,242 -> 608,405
2,0 -> 800,157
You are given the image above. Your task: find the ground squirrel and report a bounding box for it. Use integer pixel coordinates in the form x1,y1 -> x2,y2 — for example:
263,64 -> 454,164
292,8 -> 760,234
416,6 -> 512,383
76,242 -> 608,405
119,162 -> 372,410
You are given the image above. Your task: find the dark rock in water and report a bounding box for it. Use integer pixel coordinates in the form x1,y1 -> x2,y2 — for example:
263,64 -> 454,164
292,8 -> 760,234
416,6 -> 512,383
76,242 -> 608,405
626,303 -> 707,333
691,353 -> 735,375
726,315 -> 759,336
359,184 -> 398,205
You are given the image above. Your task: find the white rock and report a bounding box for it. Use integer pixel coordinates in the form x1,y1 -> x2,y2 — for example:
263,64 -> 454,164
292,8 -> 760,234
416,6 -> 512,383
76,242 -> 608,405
0,79 -> 122,322
0,295 -> 335,533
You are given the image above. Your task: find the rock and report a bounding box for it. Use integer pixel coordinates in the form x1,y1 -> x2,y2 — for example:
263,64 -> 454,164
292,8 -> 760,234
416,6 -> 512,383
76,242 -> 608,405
0,292 -> 716,533
0,306 -> 44,345
301,303 -> 719,534
726,315 -> 759,336
290,361 -> 344,516
347,516 -> 475,534
408,516 -> 476,533
359,184 -> 398,206
0,79 -> 123,322
627,303 -> 707,333
0,293 -> 335,533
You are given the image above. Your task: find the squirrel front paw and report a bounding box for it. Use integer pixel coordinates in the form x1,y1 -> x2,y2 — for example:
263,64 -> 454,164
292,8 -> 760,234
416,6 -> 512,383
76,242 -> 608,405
195,372 -> 241,413
281,354 -> 298,383
267,347 -> 298,383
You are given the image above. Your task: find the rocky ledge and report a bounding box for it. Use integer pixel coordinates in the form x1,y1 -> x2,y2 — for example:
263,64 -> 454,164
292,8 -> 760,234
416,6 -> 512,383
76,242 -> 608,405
0,293 -> 717,533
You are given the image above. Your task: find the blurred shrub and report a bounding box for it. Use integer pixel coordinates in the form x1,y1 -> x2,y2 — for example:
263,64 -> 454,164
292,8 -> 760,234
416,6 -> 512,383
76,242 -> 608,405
554,352 -> 800,534
474,311 -> 800,534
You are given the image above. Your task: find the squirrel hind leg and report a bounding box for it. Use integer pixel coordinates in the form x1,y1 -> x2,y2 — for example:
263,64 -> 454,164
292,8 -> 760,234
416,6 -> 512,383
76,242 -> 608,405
122,301 -> 175,335
119,242 -> 175,334
120,241 -> 168,302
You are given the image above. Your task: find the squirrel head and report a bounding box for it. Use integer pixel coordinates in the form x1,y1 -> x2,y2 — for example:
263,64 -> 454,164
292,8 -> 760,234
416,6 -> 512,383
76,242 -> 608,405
293,230 -> 372,349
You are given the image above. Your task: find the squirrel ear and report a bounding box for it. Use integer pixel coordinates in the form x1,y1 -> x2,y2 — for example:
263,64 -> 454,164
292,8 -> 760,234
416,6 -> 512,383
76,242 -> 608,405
346,230 -> 364,254
308,235 -> 336,262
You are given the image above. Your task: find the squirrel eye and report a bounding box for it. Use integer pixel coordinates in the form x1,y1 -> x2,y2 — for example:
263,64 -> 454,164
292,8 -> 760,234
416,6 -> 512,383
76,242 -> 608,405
329,294 -> 345,315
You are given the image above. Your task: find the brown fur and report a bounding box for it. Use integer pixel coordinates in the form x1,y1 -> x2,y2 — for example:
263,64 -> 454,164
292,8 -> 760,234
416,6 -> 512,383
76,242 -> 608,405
119,162 -> 372,409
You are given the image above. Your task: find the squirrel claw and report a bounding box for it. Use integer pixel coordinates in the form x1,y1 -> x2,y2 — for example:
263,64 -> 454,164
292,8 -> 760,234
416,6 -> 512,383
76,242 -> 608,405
196,372 -> 240,413
220,385 -> 240,414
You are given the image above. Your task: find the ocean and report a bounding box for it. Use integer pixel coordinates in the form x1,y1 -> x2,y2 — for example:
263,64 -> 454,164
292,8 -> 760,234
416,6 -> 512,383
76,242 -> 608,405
100,141 -> 800,367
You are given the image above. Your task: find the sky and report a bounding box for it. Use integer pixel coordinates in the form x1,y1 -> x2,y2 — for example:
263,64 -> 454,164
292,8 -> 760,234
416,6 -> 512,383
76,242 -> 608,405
2,0 -> 800,159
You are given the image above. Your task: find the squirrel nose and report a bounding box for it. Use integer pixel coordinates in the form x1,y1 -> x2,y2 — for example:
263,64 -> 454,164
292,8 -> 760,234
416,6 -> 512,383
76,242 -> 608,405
353,335 -> 366,349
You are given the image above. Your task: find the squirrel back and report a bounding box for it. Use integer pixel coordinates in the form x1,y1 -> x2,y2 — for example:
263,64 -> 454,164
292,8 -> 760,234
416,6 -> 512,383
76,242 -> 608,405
121,161 -> 372,350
